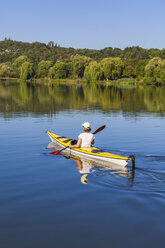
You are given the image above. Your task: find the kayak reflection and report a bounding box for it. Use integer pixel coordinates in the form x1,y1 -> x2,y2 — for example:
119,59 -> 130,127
47,142 -> 135,184
71,157 -> 95,184
70,156 -> 134,185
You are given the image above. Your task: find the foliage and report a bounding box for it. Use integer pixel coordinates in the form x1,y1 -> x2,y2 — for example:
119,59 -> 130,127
144,57 -> 165,84
12,55 -> 29,77
122,59 -> 137,78
160,49 -> 165,59
100,57 -> 124,80
122,59 -> 149,79
1,39 -> 165,83
135,59 -> 149,80
49,61 -> 71,79
121,46 -> 150,60
84,61 -> 103,82
71,55 -> 92,78
0,62 -> 12,77
37,60 -> 53,78
0,39 -> 165,65
20,61 -> 33,80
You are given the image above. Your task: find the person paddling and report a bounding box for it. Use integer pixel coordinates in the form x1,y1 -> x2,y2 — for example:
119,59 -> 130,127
69,122 -> 95,148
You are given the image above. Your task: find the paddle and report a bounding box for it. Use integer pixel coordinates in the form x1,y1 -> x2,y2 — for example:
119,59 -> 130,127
50,125 -> 106,155
92,125 -> 106,134
50,146 -> 69,155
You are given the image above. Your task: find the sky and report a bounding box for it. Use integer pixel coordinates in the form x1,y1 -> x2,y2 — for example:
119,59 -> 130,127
1,0 -> 165,50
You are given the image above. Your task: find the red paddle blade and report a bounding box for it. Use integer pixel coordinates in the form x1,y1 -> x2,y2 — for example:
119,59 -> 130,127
50,150 -> 61,155
93,125 -> 106,135
49,146 -> 69,155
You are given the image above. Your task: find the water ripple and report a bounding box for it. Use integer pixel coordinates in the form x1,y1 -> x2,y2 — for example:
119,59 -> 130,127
89,160 -> 165,194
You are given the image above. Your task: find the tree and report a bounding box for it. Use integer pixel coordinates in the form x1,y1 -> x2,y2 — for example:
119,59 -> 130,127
20,61 -> 33,80
38,60 -> 53,77
122,59 -> 149,79
84,61 -> 103,82
135,59 -> 149,80
0,62 -> 12,77
12,55 -> 29,77
48,41 -> 54,47
49,61 -> 71,79
122,59 -> 137,78
160,49 -> 165,59
144,57 -> 165,84
122,46 -> 150,59
100,57 -> 124,80
71,55 -> 92,78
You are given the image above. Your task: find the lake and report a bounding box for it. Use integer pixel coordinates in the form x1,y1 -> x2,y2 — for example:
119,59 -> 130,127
1,80 -> 165,248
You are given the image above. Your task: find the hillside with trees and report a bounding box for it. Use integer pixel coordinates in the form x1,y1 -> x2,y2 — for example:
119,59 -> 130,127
1,38 -> 165,84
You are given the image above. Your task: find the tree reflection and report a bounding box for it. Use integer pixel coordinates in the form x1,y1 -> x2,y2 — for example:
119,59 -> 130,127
1,81 -> 165,116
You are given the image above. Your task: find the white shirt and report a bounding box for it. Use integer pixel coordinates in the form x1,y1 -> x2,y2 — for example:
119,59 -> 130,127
78,132 -> 94,147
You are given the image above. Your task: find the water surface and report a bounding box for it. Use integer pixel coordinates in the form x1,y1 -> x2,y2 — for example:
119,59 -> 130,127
0,80 -> 165,248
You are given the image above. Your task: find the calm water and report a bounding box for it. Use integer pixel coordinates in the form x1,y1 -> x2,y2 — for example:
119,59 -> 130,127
1,80 -> 165,248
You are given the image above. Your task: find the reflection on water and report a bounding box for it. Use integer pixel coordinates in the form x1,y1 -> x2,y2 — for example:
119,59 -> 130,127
71,156 -> 135,185
1,80 -> 165,116
71,157 -> 94,185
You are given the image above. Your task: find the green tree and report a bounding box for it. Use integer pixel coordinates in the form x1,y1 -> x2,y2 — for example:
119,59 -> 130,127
20,61 -> 33,80
144,57 -> 165,84
0,62 -> 12,77
84,61 -> 103,82
122,59 -> 137,78
135,59 -> 149,80
122,46 -> 150,59
38,60 -> 53,77
12,55 -> 29,77
122,59 -> 149,79
100,57 -> 124,80
71,55 -> 92,78
49,61 -> 70,79
160,49 -> 165,59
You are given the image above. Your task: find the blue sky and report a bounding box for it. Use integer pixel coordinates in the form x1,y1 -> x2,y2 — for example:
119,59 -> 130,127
1,0 -> 165,49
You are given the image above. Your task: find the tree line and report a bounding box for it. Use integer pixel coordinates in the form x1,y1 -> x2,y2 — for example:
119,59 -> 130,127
1,39 -> 165,84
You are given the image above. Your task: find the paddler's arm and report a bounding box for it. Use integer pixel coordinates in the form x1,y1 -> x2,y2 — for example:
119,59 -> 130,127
69,137 -> 82,148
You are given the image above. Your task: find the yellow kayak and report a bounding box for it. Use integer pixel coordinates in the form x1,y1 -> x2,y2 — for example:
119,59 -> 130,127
46,131 -> 133,167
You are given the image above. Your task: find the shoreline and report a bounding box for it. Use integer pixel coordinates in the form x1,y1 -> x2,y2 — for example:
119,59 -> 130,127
1,77 -> 164,87
0,77 -> 141,86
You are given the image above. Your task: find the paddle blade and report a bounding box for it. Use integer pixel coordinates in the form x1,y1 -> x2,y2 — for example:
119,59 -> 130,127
49,146 -> 69,155
93,125 -> 106,134
50,150 -> 61,155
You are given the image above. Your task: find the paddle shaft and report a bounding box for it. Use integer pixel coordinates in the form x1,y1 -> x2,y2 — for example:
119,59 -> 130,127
50,125 -> 106,155
50,146 -> 69,155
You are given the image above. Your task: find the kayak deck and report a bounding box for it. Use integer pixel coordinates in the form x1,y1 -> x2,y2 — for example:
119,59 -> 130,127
46,131 -> 132,167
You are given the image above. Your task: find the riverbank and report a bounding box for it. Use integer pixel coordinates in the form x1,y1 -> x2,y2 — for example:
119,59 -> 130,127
0,77 -> 141,86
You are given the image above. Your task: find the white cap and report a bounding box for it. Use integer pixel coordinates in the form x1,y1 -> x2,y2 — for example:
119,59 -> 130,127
82,122 -> 91,129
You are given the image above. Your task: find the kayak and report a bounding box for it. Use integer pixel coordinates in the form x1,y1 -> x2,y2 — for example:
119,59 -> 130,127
46,131 -> 133,167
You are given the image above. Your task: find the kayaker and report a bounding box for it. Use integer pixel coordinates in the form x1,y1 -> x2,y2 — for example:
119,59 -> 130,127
69,122 -> 95,148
